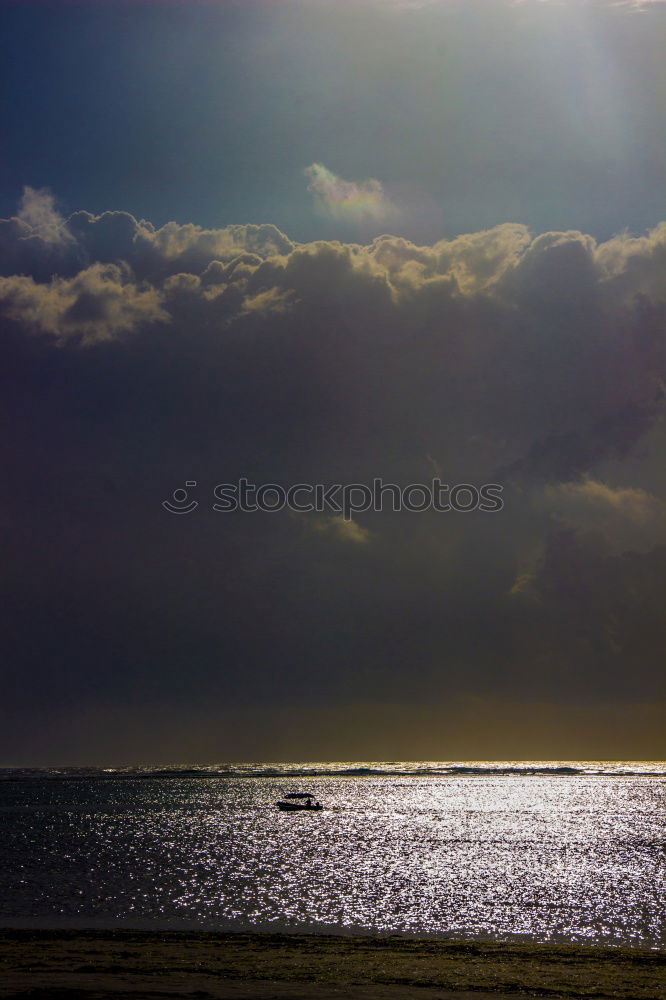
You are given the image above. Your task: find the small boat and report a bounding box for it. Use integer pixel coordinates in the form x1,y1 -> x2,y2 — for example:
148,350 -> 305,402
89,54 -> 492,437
276,792 -> 323,812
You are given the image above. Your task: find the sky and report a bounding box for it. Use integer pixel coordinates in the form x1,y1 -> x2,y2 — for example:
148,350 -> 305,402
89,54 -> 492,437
1,0 -> 665,763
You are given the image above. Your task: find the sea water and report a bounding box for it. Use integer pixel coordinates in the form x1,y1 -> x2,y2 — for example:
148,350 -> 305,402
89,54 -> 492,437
0,762 -> 663,947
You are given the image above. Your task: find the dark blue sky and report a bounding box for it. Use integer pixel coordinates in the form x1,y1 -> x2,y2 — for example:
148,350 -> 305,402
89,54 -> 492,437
2,0 -> 665,241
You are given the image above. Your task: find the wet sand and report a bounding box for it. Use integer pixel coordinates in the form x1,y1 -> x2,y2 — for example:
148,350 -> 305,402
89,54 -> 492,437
0,929 -> 663,1000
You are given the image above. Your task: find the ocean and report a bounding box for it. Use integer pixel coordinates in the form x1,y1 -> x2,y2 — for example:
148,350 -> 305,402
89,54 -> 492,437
0,762 -> 663,947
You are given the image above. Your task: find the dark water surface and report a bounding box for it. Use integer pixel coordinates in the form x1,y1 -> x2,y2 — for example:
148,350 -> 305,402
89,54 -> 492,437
0,762 -> 663,947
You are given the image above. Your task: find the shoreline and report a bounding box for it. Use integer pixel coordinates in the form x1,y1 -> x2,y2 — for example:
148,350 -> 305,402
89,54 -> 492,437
1,928 -> 663,1000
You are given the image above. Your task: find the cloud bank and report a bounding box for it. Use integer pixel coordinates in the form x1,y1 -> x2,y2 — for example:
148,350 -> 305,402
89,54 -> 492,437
1,190 -> 665,759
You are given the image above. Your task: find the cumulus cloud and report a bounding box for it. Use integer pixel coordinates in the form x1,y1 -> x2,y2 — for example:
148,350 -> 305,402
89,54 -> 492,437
2,200 -> 665,481
304,163 -> 399,225
1,199 -> 665,485
0,263 -> 168,345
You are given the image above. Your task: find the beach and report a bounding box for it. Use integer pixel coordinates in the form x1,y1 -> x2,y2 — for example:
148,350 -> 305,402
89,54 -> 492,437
1,929 -> 664,1000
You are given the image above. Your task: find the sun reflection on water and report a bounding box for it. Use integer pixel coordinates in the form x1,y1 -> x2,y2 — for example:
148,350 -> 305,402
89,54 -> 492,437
0,769 -> 663,946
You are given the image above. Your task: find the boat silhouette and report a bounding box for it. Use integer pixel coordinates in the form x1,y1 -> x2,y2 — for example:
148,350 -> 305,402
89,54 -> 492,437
276,792 -> 323,811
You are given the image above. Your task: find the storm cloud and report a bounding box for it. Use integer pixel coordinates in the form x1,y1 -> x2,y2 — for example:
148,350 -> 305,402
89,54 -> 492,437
1,195 -> 665,761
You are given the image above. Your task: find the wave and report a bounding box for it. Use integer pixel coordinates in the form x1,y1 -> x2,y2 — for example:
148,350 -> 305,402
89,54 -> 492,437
1,761 -> 664,781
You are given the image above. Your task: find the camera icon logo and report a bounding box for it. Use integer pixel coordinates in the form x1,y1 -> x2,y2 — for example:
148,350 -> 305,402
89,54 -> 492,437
162,481 -> 198,514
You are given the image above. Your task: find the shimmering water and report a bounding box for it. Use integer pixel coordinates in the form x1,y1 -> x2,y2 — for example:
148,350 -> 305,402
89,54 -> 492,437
0,762 -> 664,946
